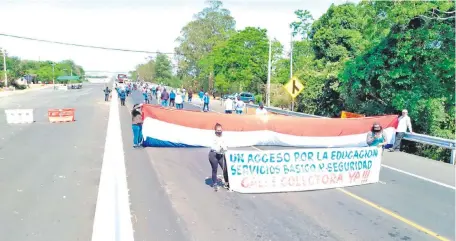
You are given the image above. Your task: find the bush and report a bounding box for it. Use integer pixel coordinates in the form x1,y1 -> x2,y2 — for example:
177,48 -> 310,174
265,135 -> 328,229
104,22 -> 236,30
10,81 -> 27,90
255,94 -> 263,104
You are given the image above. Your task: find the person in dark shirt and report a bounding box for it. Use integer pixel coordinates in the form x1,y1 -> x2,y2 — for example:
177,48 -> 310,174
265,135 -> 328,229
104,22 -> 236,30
161,88 -> 170,107
103,87 -> 111,101
188,90 -> 193,102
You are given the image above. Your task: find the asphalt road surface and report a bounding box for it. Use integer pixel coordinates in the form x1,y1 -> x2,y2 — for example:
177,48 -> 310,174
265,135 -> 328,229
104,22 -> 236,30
0,84 -> 110,241
0,86 -> 453,241
126,90 -> 455,241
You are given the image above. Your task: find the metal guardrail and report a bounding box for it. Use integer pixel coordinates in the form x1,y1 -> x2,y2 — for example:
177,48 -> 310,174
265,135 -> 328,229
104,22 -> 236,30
403,133 -> 456,164
245,103 -> 327,118
246,103 -> 456,164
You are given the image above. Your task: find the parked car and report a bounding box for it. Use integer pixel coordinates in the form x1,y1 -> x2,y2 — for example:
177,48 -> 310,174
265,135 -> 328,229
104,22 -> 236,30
238,92 -> 255,103
222,93 -> 237,100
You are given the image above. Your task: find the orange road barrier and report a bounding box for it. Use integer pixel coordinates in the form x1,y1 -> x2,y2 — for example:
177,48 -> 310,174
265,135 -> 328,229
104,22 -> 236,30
341,111 -> 365,118
48,108 -> 75,123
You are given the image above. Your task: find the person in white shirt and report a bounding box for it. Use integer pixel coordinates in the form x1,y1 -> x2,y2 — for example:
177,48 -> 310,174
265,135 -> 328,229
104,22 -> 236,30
235,97 -> 245,114
389,109 -> 413,152
208,123 -> 229,191
156,89 -> 161,101
224,97 -> 234,114
256,102 -> 268,115
175,92 -> 184,109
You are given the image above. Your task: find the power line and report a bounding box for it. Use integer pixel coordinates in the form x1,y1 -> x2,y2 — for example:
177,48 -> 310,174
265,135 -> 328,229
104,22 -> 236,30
0,33 -> 176,55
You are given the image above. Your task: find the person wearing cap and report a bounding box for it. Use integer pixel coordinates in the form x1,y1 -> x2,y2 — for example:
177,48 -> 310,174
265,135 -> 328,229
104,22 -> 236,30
208,123 -> 229,191
131,104 -> 144,148
389,109 -> 413,152
255,102 -> 268,115
367,123 -> 387,147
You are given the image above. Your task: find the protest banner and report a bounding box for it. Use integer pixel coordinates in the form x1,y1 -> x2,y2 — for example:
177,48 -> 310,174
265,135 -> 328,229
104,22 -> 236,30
225,146 -> 382,193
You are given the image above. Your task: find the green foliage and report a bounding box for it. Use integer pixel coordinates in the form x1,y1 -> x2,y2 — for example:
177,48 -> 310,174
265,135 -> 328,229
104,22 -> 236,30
208,27 -> 272,94
290,9 -> 313,39
0,52 -> 85,85
134,53 -> 179,87
339,1 -> 455,161
175,0 -> 236,90
170,0 -> 455,161
254,94 -> 262,104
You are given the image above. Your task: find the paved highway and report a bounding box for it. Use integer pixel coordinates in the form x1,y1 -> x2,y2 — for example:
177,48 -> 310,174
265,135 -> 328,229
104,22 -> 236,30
127,90 -> 454,241
0,85 -> 453,241
0,84 -> 110,241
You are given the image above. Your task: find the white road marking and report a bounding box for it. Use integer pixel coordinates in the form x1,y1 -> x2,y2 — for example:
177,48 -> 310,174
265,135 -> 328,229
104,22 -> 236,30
381,164 -> 455,190
91,91 -> 135,241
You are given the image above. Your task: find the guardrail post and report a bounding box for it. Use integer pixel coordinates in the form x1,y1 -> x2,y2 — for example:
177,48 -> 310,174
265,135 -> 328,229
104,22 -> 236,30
451,149 -> 455,165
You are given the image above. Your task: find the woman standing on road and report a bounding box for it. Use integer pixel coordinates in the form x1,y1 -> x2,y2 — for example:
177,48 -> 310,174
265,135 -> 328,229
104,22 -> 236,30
131,104 -> 144,148
208,123 -> 229,191
175,91 -> 183,109
366,122 -> 387,147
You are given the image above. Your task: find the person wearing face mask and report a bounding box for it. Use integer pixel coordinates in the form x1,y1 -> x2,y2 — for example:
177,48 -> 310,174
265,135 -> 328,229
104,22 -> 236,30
208,123 -> 229,191
366,123 -> 387,147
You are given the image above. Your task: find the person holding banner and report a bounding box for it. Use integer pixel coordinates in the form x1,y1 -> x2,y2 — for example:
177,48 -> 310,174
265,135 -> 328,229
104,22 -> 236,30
366,122 -> 387,147
208,123 -> 229,191
131,104 -> 144,148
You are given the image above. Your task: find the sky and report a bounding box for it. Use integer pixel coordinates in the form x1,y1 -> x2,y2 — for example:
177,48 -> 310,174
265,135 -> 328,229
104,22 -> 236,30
0,0 -> 357,75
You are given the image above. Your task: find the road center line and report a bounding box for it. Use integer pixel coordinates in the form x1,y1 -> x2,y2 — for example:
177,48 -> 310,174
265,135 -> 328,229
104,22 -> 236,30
337,188 -> 451,241
91,90 -> 134,241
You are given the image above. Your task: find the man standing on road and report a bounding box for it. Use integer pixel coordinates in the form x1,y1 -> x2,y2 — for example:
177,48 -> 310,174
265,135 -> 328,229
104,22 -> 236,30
199,90 -> 204,104
203,92 -> 210,112
389,109 -> 413,152
188,90 -> 193,102
103,87 -> 111,101
119,90 -> 126,106
224,97 -> 234,114
161,88 -> 170,107
235,96 -> 245,114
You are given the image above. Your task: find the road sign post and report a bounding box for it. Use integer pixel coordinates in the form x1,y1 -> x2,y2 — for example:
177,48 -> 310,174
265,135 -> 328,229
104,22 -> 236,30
283,77 -> 304,111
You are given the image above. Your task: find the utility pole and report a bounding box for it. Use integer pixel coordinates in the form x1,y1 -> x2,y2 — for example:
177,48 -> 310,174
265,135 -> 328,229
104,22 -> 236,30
2,49 -> 7,87
70,69 -> 73,76
290,32 -> 294,111
52,63 -> 55,88
266,39 -> 272,107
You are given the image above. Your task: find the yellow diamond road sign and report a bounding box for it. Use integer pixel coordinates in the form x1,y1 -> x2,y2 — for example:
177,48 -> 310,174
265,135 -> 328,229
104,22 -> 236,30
284,77 -> 304,98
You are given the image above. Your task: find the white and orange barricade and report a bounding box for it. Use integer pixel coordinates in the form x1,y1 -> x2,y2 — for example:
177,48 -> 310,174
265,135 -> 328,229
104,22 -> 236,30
48,108 -> 75,123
